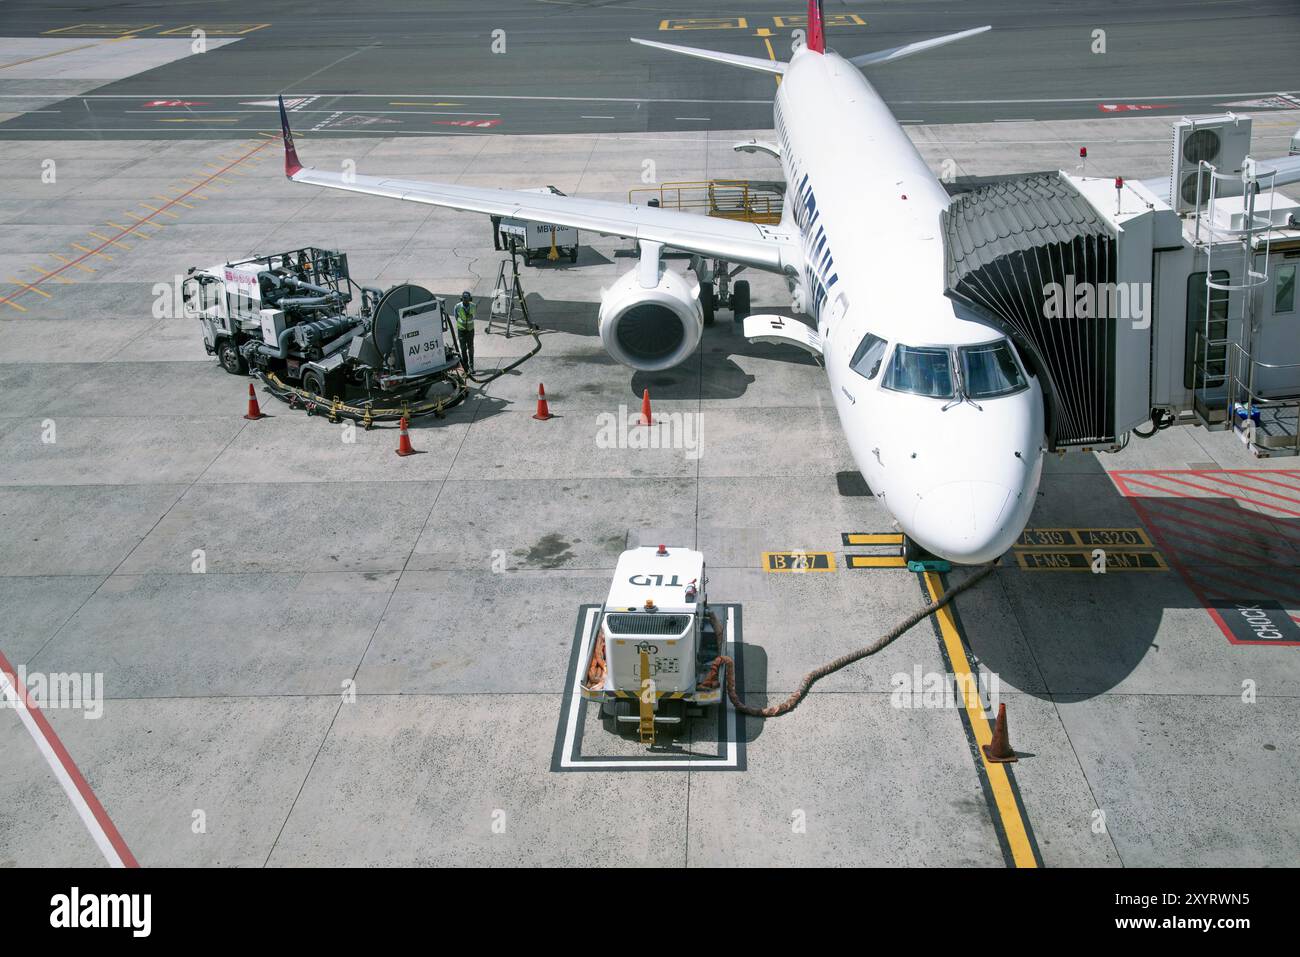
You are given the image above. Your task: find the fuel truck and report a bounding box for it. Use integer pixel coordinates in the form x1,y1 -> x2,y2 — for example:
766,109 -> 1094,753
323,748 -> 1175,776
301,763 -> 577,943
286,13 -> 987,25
184,246 -> 463,408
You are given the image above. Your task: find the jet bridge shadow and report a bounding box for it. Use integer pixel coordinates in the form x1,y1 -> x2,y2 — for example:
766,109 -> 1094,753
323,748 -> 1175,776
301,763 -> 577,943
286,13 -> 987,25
951,453 -> 1300,701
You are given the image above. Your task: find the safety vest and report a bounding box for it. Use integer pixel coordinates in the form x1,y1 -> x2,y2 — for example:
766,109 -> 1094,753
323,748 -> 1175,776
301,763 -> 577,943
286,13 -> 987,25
454,300 -> 476,332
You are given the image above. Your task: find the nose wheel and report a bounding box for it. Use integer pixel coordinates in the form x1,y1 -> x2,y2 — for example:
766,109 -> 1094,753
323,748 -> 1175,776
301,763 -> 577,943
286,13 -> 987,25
902,536 -> 951,573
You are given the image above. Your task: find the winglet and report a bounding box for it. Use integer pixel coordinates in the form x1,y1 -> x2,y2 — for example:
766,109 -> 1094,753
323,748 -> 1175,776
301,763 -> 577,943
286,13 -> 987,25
278,95 -> 302,177
806,0 -> 826,54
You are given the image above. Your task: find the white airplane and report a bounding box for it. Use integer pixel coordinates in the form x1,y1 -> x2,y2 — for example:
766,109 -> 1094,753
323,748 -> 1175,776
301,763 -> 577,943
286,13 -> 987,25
276,1 -> 1042,564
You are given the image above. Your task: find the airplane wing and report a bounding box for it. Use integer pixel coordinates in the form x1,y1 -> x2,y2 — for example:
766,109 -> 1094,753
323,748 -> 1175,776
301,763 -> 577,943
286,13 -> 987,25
1138,153 -> 1300,204
847,26 -> 992,67
277,98 -> 791,272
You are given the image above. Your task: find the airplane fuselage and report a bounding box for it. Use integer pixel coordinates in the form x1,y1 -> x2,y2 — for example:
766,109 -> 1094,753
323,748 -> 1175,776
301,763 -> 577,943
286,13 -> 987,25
773,48 -> 1045,563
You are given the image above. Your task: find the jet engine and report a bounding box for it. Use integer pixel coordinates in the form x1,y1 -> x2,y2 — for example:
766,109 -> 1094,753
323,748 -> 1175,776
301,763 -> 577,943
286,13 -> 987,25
598,266 -> 703,371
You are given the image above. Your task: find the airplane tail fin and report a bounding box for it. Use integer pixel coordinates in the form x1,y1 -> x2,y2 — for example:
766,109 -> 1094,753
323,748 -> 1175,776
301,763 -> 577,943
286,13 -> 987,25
806,0 -> 826,54
278,95 -> 302,177
629,37 -> 786,75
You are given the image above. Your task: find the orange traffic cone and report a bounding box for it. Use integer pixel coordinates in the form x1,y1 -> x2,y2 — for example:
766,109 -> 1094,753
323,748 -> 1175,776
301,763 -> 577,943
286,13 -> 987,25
639,388 -> 653,426
532,383 -> 553,421
243,382 -> 266,420
395,416 -> 416,456
982,703 -> 1018,763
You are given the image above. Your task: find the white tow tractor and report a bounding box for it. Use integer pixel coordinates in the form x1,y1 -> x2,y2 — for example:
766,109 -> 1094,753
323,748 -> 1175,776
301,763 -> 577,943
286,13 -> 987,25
580,545 -> 725,743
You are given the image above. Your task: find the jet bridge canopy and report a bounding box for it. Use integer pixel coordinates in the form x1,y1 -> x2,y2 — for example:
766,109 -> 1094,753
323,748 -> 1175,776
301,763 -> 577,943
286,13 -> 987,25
942,172 -> 1123,450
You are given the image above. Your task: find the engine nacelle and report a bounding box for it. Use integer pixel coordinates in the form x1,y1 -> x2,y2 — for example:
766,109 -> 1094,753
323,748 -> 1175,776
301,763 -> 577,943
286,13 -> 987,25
598,266 -> 703,371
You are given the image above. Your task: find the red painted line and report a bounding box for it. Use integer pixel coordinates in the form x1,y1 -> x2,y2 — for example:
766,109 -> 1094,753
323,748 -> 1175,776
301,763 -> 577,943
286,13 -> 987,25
1137,495 -> 1300,549
1186,470 -> 1300,509
1179,564 -> 1300,608
1195,469 -> 1300,497
1178,557 -> 1300,603
0,649 -> 139,867
1136,500 -> 1292,559
1124,496 -> 1300,646
1140,515 -> 1280,567
1115,473 -> 1300,518
1137,528 -> 1300,590
0,139 -> 271,308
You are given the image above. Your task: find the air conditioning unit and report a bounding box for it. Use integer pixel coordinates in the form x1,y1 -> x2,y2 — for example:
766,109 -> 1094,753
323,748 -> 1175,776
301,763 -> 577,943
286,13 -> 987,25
1170,114 -> 1252,215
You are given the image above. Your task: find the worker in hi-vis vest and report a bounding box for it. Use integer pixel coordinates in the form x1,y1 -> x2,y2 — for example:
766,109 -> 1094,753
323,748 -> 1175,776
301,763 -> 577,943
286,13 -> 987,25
454,290 -> 477,373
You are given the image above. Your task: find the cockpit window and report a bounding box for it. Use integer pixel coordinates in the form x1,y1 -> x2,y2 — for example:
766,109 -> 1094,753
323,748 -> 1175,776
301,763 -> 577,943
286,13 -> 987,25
882,345 -> 955,398
849,333 -> 887,381
959,341 -> 1028,399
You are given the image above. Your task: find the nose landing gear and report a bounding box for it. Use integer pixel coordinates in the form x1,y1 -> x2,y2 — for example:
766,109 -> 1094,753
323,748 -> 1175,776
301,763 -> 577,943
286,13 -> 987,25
902,536 -> 952,573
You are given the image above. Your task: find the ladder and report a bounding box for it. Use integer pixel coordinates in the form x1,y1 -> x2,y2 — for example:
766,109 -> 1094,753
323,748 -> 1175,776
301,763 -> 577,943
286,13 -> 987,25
1190,159 -> 1299,455
487,252 -> 534,338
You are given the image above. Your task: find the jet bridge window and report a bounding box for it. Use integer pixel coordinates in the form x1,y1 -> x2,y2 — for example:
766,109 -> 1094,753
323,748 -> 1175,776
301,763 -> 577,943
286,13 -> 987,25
959,341 -> 1027,399
849,332 -> 888,380
1276,264 -> 1296,314
882,345 -> 955,399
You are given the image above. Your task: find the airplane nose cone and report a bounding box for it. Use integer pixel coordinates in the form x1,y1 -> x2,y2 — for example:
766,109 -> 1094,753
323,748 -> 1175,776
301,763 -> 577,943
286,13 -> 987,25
910,480 -> 1015,564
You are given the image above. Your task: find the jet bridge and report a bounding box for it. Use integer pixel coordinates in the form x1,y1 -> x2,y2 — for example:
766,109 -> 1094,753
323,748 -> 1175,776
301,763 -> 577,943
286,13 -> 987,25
942,114 -> 1300,458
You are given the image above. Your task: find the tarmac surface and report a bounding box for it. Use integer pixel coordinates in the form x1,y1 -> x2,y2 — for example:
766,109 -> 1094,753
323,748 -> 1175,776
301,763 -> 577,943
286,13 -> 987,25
0,0 -> 1298,136
1,3 -> 1299,868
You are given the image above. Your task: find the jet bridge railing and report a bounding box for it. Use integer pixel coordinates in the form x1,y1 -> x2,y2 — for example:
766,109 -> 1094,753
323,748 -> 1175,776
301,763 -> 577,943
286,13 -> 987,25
1223,342 -> 1300,457
627,180 -> 784,225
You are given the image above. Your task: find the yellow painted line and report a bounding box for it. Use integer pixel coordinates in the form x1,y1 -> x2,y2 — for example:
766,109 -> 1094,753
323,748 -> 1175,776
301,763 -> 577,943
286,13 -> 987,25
1,138 -> 270,310
87,231 -> 131,250
26,266 -> 72,284
1,295 -> 28,313
136,203 -> 179,219
388,101 -> 466,107
43,24 -> 160,36
845,555 -> 907,569
157,23 -> 270,36
107,220 -> 152,237
0,41 -> 101,70
158,117 -> 239,123
1014,550 -> 1167,572
762,35 -> 781,87
125,212 -> 165,227
1015,527 -> 1153,549
156,194 -> 195,209
70,243 -> 111,260
844,532 -> 903,546
923,572 -> 1037,868
773,14 -> 866,28
8,278 -> 51,299
49,253 -> 95,274
762,551 -> 836,572
660,17 -> 748,30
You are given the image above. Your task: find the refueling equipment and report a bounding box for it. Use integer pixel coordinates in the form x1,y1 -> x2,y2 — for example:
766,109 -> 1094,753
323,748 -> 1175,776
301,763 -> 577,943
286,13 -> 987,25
184,247 -> 467,421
